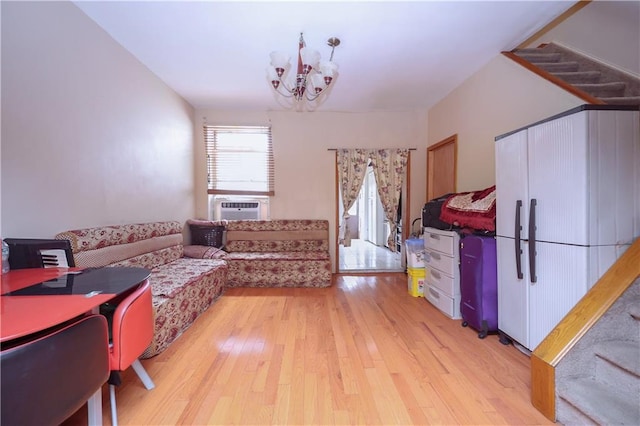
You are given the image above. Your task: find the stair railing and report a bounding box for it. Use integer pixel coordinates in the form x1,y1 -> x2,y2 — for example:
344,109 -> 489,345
531,237 -> 640,420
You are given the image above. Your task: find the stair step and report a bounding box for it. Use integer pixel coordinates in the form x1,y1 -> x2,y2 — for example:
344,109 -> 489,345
552,71 -> 602,84
558,378 -> 640,425
535,61 -> 580,73
630,304 -> 640,320
514,47 -> 547,54
594,341 -> 640,392
515,52 -> 563,63
599,96 -> 640,106
595,341 -> 640,377
574,82 -> 627,98
510,41 -> 640,107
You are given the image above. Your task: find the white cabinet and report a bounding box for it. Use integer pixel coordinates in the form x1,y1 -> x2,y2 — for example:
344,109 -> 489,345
495,105 -> 639,351
423,227 -> 461,319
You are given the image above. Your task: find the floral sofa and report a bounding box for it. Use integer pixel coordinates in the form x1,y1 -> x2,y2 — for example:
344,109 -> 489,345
55,221 -> 227,359
186,219 -> 332,288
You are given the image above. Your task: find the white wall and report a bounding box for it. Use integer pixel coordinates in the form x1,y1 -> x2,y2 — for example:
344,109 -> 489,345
1,2 -> 195,238
527,0 -> 640,76
428,56 -> 582,192
196,109 -> 428,269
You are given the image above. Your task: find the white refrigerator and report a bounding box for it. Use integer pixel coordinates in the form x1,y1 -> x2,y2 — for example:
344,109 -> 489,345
495,105 -> 639,351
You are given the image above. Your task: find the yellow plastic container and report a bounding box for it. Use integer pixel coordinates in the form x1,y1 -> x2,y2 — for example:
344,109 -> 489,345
407,267 -> 426,297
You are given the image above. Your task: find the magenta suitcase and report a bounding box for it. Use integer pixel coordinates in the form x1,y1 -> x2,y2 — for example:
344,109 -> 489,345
459,235 -> 498,339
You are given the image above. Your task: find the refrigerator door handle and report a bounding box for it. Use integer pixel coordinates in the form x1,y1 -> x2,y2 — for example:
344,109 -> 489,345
515,200 -> 523,279
528,198 -> 537,283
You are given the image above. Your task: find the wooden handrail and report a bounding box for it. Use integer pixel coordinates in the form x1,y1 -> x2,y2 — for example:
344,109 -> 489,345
502,51 -> 605,105
531,238 -> 640,420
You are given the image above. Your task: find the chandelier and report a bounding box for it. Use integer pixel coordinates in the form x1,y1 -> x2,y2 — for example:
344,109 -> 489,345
268,33 -> 340,103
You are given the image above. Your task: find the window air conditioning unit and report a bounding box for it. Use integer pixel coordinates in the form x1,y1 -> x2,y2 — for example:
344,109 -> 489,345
220,202 -> 260,220
211,197 -> 270,220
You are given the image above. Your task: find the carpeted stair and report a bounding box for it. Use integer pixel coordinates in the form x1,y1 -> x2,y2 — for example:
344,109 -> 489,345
555,279 -> 640,425
511,43 -> 640,106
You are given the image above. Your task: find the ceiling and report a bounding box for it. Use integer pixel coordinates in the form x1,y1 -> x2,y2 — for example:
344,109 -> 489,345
74,1 -> 575,113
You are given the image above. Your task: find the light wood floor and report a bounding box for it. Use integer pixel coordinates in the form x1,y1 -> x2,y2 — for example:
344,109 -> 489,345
65,273 -> 553,425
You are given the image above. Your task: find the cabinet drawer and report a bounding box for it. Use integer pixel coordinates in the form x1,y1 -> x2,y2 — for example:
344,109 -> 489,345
425,266 -> 458,297
424,284 -> 461,319
423,229 -> 457,255
424,249 -> 456,276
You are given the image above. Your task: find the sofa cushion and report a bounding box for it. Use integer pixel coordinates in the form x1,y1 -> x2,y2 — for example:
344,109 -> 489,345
143,260 -> 227,359
224,239 -> 328,253
225,257 -> 331,288
57,221 -> 182,252
225,219 -> 327,232
151,258 -> 227,298
224,219 -> 329,253
56,221 -> 183,268
108,244 -> 183,270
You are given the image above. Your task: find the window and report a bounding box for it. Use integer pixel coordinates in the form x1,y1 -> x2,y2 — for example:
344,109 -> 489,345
204,125 -> 274,196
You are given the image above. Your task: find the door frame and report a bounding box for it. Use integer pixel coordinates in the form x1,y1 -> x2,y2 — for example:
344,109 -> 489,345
334,151 -> 412,273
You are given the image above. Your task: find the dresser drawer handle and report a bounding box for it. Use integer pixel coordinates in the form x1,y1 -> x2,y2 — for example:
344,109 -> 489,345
429,288 -> 440,298
430,252 -> 441,261
429,233 -> 440,240
431,270 -> 441,280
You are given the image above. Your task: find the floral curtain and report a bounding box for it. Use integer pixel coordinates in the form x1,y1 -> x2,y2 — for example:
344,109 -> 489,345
336,149 -> 370,247
370,149 -> 409,252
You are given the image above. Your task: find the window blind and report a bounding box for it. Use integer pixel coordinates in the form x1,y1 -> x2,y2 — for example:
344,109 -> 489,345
204,125 -> 274,196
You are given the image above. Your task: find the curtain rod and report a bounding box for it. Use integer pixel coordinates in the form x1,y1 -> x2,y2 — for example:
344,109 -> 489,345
327,148 -> 417,151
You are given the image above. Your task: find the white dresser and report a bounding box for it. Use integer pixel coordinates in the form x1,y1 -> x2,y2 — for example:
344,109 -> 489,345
423,227 -> 461,319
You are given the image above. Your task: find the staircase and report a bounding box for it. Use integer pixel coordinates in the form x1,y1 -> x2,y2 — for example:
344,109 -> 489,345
555,278 -> 640,425
509,42 -> 640,106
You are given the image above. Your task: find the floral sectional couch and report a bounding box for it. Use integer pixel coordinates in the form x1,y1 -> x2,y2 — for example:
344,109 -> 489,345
55,219 -> 331,358
55,221 -> 227,359
186,219 -> 332,288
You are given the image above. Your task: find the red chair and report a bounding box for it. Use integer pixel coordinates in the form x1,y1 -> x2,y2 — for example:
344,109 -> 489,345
1,314 -> 109,425
105,279 -> 155,426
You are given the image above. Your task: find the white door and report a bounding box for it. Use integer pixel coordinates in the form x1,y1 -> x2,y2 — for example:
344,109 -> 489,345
528,241 -> 589,350
365,168 -> 377,243
375,196 -> 386,246
496,129 -> 530,347
495,129 -> 529,240
527,111 -> 589,246
496,236 -> 529,347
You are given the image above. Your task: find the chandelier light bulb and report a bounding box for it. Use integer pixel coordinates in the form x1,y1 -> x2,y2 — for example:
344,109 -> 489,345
269,51 -> 290,72
300,47 -> 320,74
270,51 -> 290,77
320,60 -> 338,85
266,67 -> 281,89
310,74 -> 326,94
319,61 -> 338,77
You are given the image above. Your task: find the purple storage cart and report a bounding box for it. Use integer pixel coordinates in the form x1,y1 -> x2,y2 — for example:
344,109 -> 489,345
459,235 -> 498,339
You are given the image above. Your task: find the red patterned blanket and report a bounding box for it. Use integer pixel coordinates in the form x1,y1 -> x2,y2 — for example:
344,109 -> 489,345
439,185 -> 496,231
